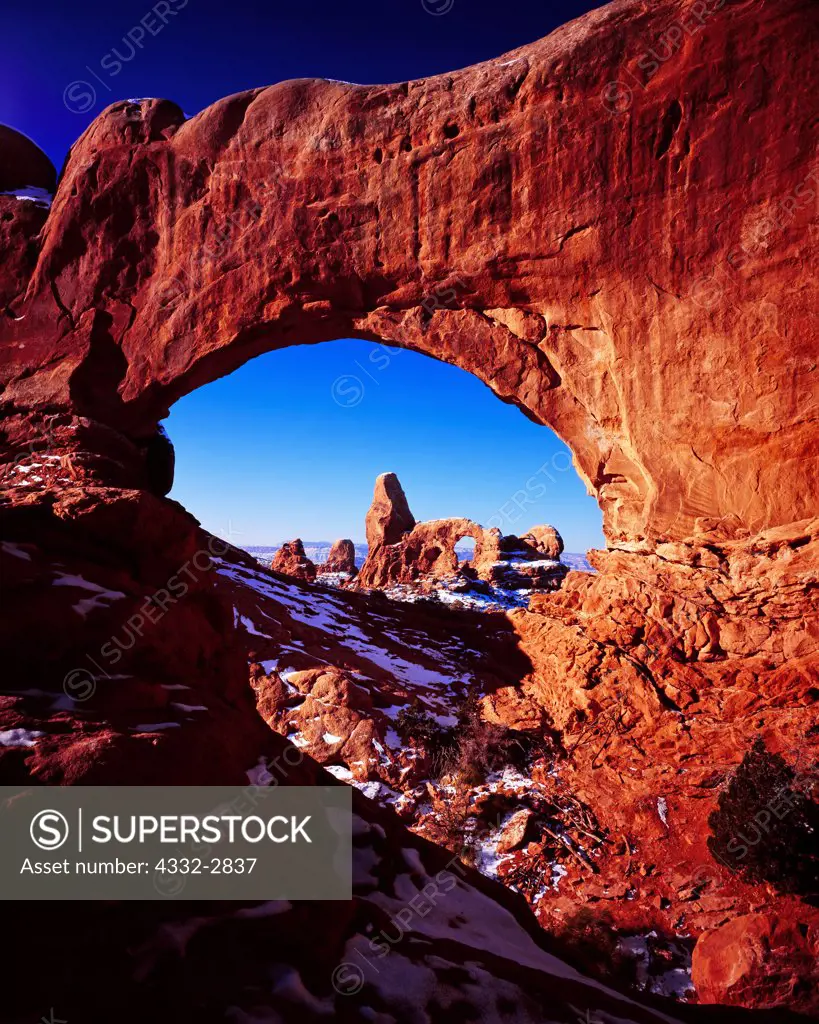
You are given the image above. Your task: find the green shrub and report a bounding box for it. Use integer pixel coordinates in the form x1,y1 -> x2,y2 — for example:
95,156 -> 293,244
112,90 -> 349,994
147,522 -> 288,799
395,694 -> 551,785
707,738 -> 819,899
394,705 -> 458,771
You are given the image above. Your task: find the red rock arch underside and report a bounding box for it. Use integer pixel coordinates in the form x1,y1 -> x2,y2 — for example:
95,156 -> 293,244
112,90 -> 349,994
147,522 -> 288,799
1,0 -> 818,1019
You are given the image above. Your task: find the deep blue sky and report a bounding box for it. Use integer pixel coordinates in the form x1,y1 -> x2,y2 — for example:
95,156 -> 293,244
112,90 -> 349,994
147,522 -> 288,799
2,0 -> 604,172
4,0 -> 606,551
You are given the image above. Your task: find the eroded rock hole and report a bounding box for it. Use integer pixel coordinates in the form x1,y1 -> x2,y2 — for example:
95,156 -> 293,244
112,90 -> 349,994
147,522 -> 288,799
655,99 -> 683,159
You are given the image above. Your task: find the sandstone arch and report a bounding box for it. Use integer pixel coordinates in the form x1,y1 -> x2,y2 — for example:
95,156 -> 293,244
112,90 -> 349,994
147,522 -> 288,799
1,2 -> 818,1013
0,0 -> 816,553
358,514 -> 503,589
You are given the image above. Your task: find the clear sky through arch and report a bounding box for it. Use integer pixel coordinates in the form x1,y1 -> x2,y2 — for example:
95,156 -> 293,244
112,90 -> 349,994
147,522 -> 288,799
164,338 -> 605,553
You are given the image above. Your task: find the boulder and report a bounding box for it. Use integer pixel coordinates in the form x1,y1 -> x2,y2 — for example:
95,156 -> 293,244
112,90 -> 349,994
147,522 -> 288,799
520,525 -> 564,560
497,809 -> 535,854
270,539 -> 317,581
319,538 -> 357,575
692,912 -> 819,1015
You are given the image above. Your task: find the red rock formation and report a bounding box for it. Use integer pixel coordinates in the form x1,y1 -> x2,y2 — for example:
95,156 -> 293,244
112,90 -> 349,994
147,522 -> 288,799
0,126 -> 53,315
2,0 -> 816,545
520,525 -> 564,560
359,514 -> 497,588
318,537 -> 357,575
365,472 -> 415,548
0,0 -> 818,1014
358,473 -> 565,594
0,124 -> 56,193
692,913 -> 819,1015
270,538 -> 317,581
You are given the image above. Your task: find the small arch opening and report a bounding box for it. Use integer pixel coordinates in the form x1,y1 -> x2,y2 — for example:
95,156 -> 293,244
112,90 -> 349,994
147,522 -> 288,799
455,536 -> 476,562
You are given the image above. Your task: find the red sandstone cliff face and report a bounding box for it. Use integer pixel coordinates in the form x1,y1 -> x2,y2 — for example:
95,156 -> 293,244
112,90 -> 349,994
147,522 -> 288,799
1,0 -> 817,546
1,0 -> 818,1017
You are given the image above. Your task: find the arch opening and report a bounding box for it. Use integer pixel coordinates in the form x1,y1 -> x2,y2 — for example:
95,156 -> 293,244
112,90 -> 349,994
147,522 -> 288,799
455,537 -> 477,563
163,336 -> 604,596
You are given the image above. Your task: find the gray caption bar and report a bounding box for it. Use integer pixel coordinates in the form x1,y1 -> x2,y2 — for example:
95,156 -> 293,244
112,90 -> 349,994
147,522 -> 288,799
0,786 -> 352,900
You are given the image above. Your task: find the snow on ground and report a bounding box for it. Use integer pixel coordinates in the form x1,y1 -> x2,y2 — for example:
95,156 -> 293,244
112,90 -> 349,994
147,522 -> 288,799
52,572 -> 127,616
315,571 -> 355,587
0,186 -> 52,207
246,758 -> 274,786
1,541 -> 32,561
383,581 -> 530,612
371,843 -> 593,984
472,825 -> 513,879
0,728 -> 44,747
352,778 -> 402,803
618,933 -> 694,1002
216,558 -> 478,724
3,688 -> 77,712
234,610 -> 271,637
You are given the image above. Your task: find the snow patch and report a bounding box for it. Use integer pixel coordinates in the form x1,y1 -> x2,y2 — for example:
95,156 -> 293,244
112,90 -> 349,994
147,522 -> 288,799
246,759 -> 273,787
1,541 -> 32,561
0,728 -> 43,747
52,572 -> 126,616
0,186 -> 52,207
